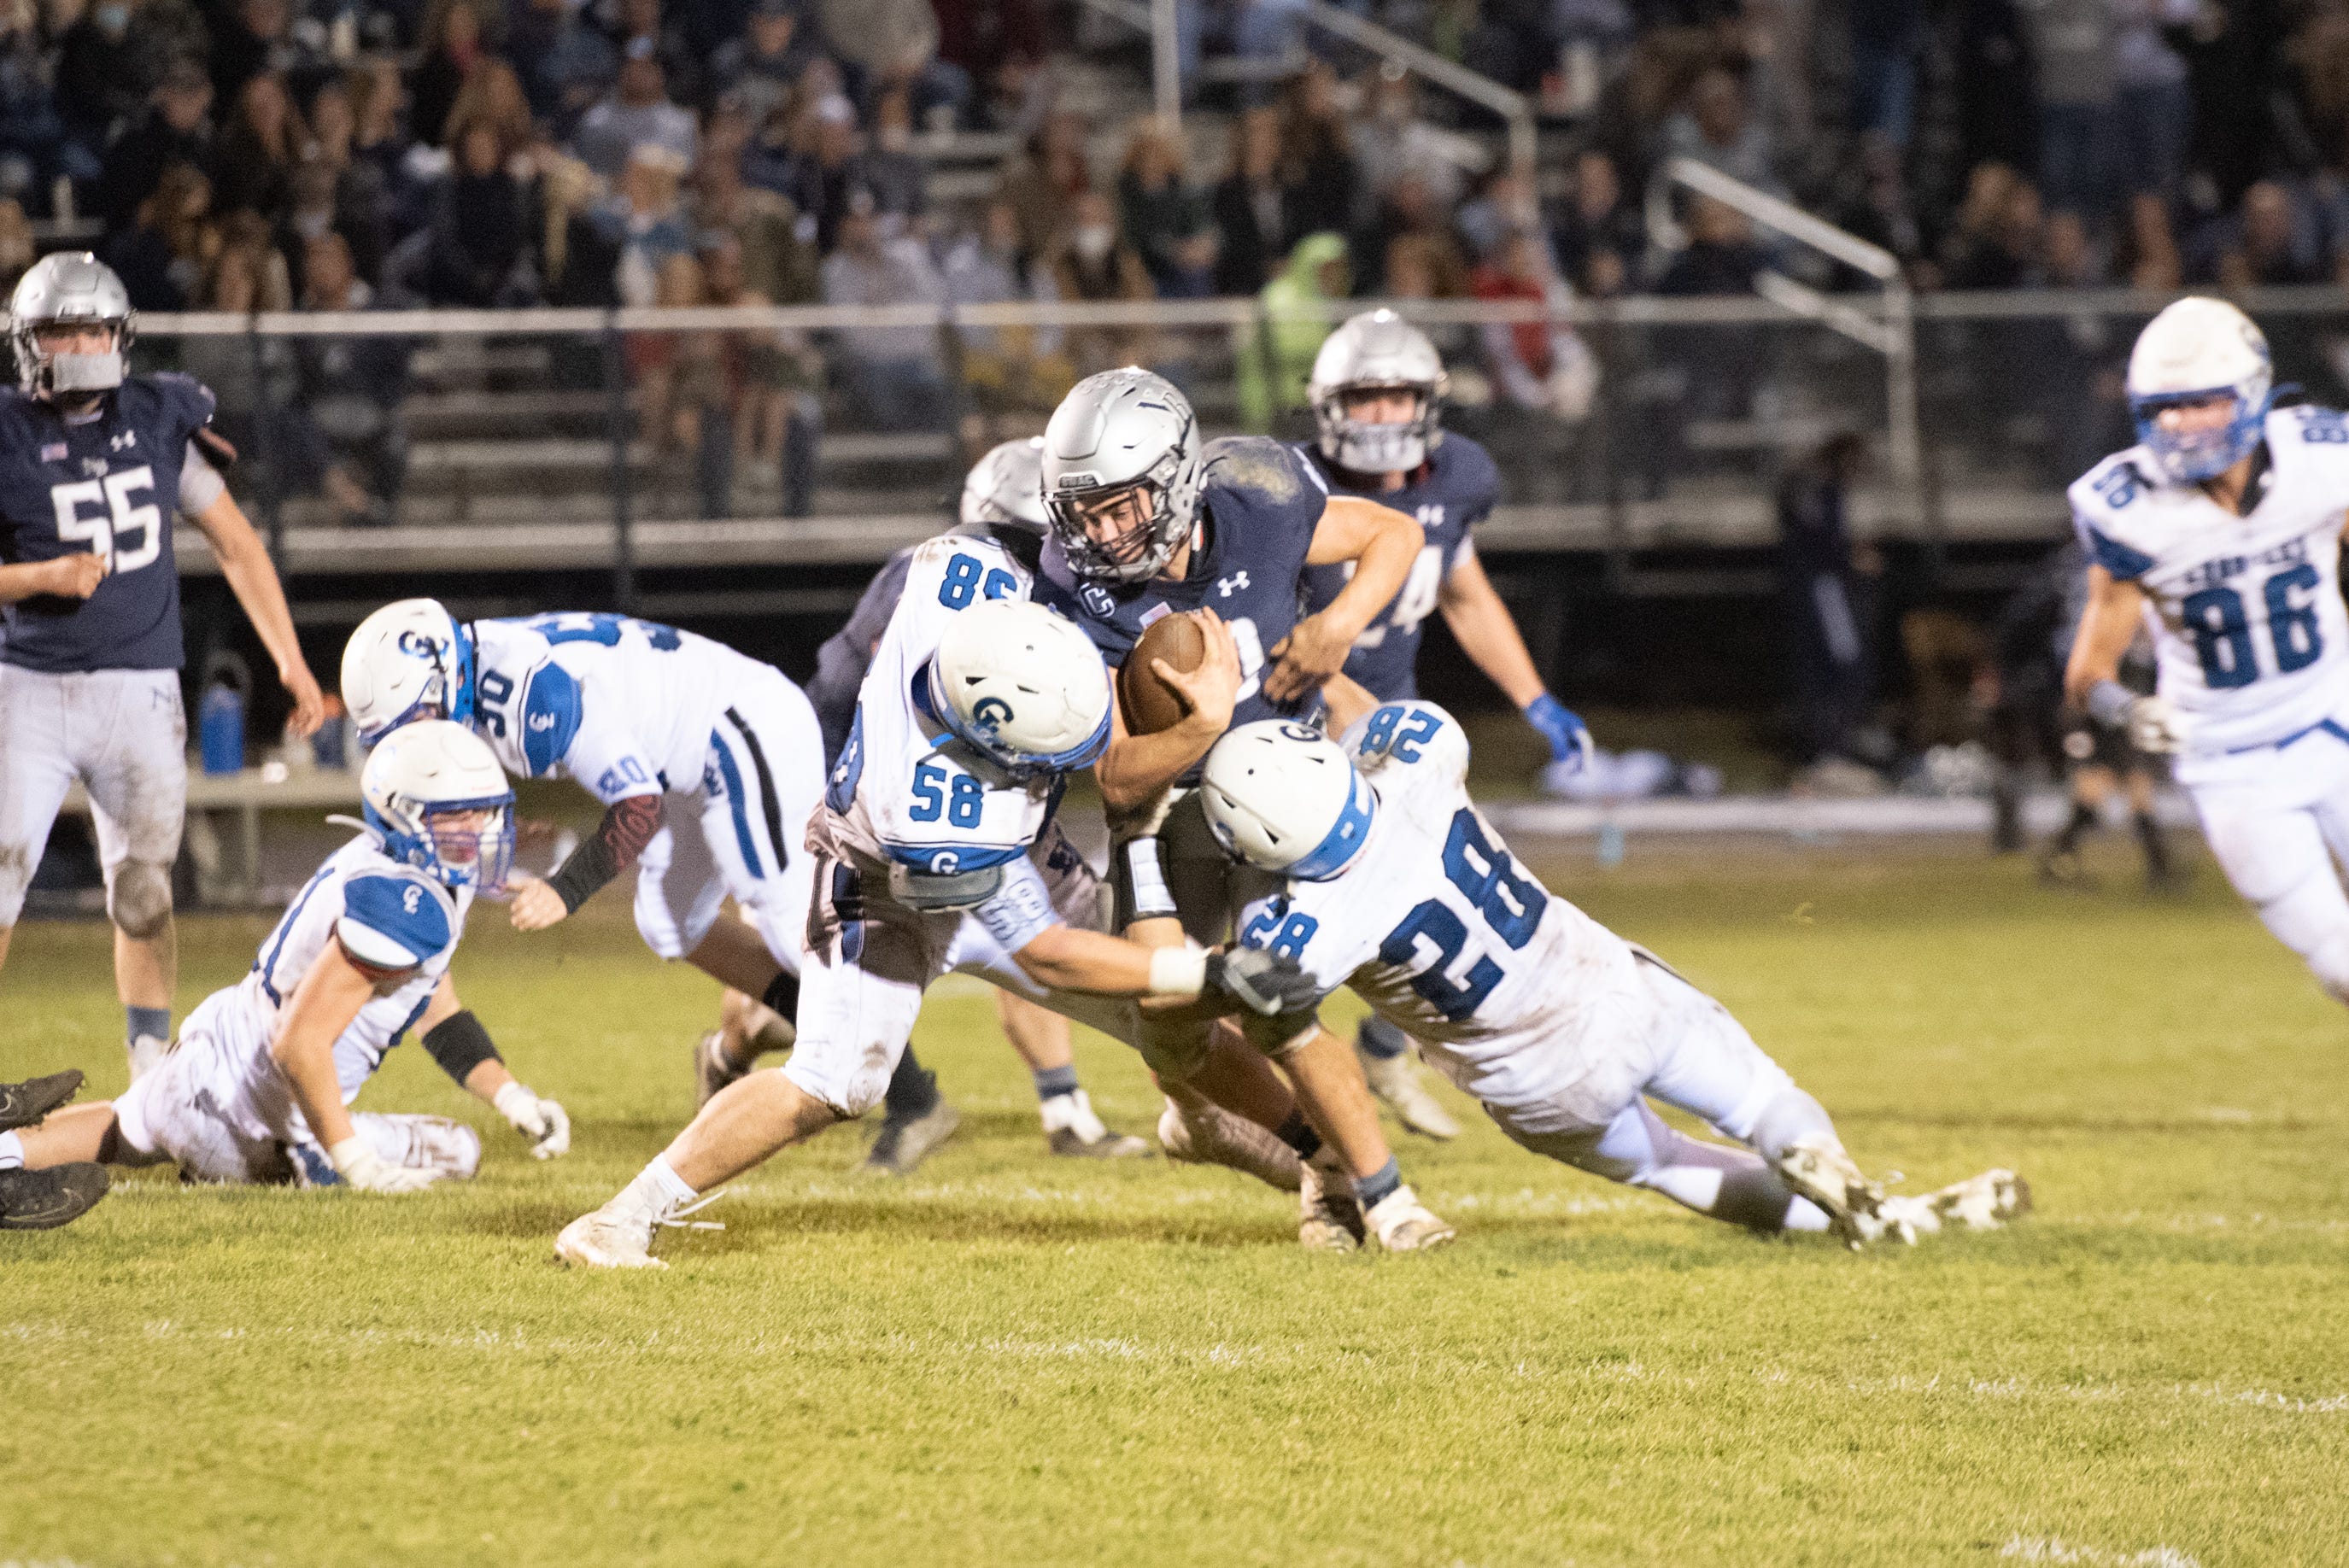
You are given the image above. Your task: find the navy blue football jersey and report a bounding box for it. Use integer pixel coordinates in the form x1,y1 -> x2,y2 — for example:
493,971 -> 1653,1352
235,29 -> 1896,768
1037,436 -> 1327,745
1296,432 -> 1499,702
0,374 -> 217,673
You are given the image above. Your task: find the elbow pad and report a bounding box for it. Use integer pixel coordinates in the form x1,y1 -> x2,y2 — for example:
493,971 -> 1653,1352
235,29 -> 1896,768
422,1009 -> 501,1083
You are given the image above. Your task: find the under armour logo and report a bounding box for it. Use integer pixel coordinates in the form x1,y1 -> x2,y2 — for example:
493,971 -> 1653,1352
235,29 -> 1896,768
109,430 -> 137,451
1219,571 -> 1250,597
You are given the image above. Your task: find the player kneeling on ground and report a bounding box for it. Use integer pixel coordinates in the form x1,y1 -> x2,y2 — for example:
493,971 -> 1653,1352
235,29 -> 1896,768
556,561 -> 1320,1268
1201,705 -> 2028,1247
0,723 -> 570,1190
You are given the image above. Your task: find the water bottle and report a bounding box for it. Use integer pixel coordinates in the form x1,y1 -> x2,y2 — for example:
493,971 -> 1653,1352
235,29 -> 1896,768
198,653 -> 251,775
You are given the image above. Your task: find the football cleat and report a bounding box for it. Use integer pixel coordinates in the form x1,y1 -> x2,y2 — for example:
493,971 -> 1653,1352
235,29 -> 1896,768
126,1034 -> 168,1083
1041,1090 -> 1151,1158
861,1098 -> 961,1176
1922,1168 -> 2031,1232
1775,1136 -> 1892,1249
1356,1040 -> 1461,1140
555,1208 -> 665,1269
0,1069 -> 84,1132
1298,1157 -> 1365,1252
694,1029 -> 753,1109
1364,1184 -> 1456,1252
1157,1097 -> 1303,1191
0,1163 -> 110,1230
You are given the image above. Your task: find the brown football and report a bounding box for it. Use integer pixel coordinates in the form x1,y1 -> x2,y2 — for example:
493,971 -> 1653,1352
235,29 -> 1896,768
1116,611 -> 1208,736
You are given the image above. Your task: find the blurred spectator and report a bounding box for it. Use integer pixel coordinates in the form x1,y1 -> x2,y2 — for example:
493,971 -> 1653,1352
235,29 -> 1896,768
697,232 -> 823,516
1116,118 -> 1216,297
860,90 -> 929,220
712,0 -> 820,129
97,56 -> 214,229
212,0 -> 321,113
57,0 -> 198,165
693,139 -> 817,305
1850,0 -> 1924,150
291,231 -> 411,527
598,143 -> 694,304
2121,184 -> 2182,290
0,5 -> 79,203
411,0 -> 488,150
213,73 -> 306,221
99,161 -> 213,311
608,0 -> 706,109
1655,195 -> 1763,295
349,60 -> 431,237
1357,170 -> 1470,296
820,197 -> 951,430
2112,0 -> 2197,206
507,0 -> 619,136
443,59 -> 537,158
2211,180 -> 2327,286
186,221 -> 296,470
0,196 -> 28,293
1457,164 -> 1542,265
1830,135 -> 1924,278
2022,0 -> 2117,219
1236,229 -> 1345,431
816,0 -> 969,129
1550,148 -> 1640,297
421,116 -> 542,304
1777,433 -> 1878,769
302,79 -> 392,286
1944,176 -> 2047,290
1383,229 -> 1470,300
1211,105 -> 1292,295
1471,226 -> 1593,420
995,109 -> 1090,261
1662,67 -> 1786,202
942,197 -> 1070,433
1045,187 -> 1158,375
573,40 -> 697,178
1275,64 -> 1358,242
1350,68 -> 1462,219
780,94 -> 892,254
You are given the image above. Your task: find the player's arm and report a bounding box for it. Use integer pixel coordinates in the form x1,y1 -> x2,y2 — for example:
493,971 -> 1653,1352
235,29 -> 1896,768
2063,565 -> 2182,752
414,974 -> 570,1158
268,941 -> 449,1192
185,487 -> 327,737
0,552 -> 107,604
1266,495 -> 1424,703
509,792 -> 663,930
1096,608 -> 1245,817
1438,545 -> 1590,769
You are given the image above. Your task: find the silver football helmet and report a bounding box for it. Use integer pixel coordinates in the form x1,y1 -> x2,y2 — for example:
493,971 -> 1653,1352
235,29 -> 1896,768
956,436 -> 1051,570
1309,308 -> 1448,475
1041,368 -> 1204,583
10,253 -> 133,398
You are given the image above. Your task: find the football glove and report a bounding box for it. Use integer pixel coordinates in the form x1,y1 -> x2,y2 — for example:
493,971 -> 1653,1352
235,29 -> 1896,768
329,1136 -> 442,1194
2124,694 -> 2187,755
1525,693 -> 1594,773
1204,949 -> 1322,1017
493,1080 -> 571,1160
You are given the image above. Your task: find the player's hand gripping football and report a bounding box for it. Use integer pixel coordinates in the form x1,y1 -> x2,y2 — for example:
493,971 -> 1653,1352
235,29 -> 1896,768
507,876 -> 571,931
1265,611 -> 1356,705
1202,948 -> 1321,1016
1156,608 -> 1244,735
43,551 -> 108,599
493,1081 -> 571,1159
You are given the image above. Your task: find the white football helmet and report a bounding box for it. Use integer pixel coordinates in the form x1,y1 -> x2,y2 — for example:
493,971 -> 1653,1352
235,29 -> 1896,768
1200,721 -> 1377,881
928,599 -> 1113,778
1041,367 -> 1204,583
342,598 -> 475,746
11,252 -> 133,397
1309,308 -> 1448,474
957,436 -> 1051,570
1339,699 -> 1470,790
2126,296 -> 2272,483
360,719 -> 515,895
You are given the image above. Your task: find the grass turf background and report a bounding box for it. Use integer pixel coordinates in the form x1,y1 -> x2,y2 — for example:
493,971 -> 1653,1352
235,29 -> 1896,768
3,841 -> 2345,1566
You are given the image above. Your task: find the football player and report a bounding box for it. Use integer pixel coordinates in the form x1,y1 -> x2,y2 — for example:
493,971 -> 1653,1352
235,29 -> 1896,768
0,254 -> 328,1079
341,600 -> 823,1081
2065,298 -> 2349,999
0,723 -> 571,1190
1204,705 -> 2028,1246
555,545 -> 1326,1267
1294,309 -> 1595,1138
1034,366 -> 1453,1252
704,437 -> 1150,1168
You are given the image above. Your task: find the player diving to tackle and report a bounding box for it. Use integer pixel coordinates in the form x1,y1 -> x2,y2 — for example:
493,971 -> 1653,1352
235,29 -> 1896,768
1204,705 -> 2029,1245
0,253 -> 329,1080
1036,367 -> 1455,1251
1295,309 -> 1596,1138
341,600 -> 823,1072
701,436 -> 1151,1168
0,722 -> 572,1190
2067,297 -> 2349,1002
555,541 -> 1324,1267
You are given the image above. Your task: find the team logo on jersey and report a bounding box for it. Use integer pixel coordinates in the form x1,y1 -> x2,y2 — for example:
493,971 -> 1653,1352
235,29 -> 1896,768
401,885 -> 424,915
972,696 -> 1014,733
927,849 -> 962,874
1219,571 -> 1251,597
527,711 -> 555,732
1081,585 -> 1116,616
109,430 -> 137,451
1416,503 -> 1445,528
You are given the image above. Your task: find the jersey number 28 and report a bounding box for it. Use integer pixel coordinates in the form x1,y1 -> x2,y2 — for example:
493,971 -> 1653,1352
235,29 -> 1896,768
1380,809 -> 1546,1021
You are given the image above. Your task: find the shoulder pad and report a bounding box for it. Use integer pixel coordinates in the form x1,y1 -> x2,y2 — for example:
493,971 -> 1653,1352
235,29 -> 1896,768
1340,700 -> 1469,789
1202,436 -> 1315,504
1437,433 -> 1502,498
336,871 -> 455,973
519,661 -> 583,775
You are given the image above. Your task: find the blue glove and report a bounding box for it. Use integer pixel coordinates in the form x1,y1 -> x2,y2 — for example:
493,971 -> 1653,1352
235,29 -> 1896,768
1524,693 -> 1593,773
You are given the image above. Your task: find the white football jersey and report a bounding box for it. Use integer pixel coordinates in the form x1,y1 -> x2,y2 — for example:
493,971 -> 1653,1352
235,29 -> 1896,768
1233,701 -> 1644,1114
228,835 -> 470,1105
469,614 -> 788,804
2070,405 -> 2349,755
815,535 -> 1063,876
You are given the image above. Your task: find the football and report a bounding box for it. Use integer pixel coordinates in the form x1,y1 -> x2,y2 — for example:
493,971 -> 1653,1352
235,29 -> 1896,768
1116,611 -> 1208,734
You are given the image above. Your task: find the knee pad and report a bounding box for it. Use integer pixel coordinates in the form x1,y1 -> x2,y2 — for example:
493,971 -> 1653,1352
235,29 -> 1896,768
106,859 -> 173,939
1133,1012 -> 1215,1083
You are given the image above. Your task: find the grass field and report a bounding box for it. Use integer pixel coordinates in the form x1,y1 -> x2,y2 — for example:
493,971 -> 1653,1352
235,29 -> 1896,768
3,839 -> 2346,1567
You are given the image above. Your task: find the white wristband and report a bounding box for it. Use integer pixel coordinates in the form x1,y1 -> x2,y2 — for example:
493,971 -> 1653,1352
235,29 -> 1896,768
1146,945 -> 1209,999
327,1136 -> 372,1174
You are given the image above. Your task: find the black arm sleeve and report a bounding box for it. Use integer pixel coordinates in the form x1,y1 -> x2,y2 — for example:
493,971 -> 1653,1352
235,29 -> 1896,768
422,1009 -> 501,1086
544,794 -> 665,914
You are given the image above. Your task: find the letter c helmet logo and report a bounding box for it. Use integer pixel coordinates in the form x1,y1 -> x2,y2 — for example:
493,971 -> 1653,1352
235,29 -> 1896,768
972,696 -> 1014,733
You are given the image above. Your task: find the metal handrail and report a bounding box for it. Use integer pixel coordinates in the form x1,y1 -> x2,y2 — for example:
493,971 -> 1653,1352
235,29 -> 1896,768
1298,0 -> 1537,173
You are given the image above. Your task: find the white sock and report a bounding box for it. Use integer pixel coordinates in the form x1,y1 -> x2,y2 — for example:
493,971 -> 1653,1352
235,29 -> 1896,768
1783,1196 -> 1832,1232
616,1155 -> 698,1217
0,1131 -> 21,1171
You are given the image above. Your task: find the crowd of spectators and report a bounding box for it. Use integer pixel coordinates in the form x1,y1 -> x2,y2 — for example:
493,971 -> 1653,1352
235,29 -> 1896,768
0,0 -> 2339,523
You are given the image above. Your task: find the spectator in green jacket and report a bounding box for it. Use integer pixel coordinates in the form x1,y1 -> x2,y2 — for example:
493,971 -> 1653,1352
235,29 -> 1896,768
1235,229 -> 1348,430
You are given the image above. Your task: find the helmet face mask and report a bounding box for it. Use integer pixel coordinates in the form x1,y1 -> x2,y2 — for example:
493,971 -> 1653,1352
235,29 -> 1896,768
11,254 -> 134,399
1311,308 -> 1447,475
1042,369 -> 1204,584
2126,297 -> 2272,483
